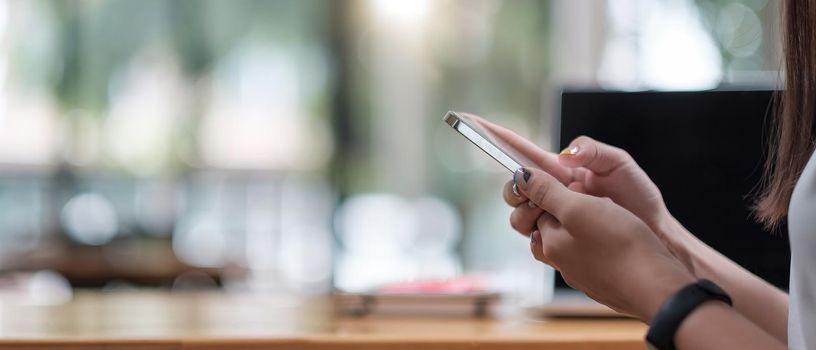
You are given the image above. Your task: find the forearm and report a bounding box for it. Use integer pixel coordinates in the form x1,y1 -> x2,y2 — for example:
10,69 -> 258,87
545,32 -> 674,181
675,301 -> 786,349
660,216 -> 789,343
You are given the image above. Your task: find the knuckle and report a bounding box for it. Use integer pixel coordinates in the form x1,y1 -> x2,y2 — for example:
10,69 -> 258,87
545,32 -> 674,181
562,276 -> 579,289
592,145 -> 610,165
511,220 -> 524,233
539,245 -> 551,261
618,147 -> 632,159
529,243 -> 545,262
615,147 -> 635,164
502,192 -> 513,206
536,216 -> 546,228
536,213 -> 553,229
574,135 -> 593,144
510,210 -> 528,233
529,181 -> 550,206
555,201 -> 579,224
560,208 -> 579,224
510,215 -> 522,232
539,240 -> 558,262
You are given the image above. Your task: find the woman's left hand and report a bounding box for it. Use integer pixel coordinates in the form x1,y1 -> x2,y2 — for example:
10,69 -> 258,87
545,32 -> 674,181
513,167 -> 695,321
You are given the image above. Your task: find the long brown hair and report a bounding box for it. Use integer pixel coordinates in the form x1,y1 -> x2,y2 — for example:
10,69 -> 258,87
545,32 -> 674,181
754,0 -> 816,229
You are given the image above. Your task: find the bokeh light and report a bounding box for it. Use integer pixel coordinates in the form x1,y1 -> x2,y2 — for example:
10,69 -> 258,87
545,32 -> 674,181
370,0 -> 432,28
0,0 -> 782,297
61,192 -> 119,246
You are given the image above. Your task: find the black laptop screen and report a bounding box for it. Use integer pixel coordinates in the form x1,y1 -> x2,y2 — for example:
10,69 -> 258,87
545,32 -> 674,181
558,90 -> 790,289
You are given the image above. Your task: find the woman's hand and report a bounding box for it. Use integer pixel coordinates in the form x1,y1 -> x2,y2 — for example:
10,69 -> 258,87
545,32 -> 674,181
478,113 -> 668,230
479,116 -> 689,262
487,116 -> 790,342
554,136 -> 669,231
514,167 -> 695,321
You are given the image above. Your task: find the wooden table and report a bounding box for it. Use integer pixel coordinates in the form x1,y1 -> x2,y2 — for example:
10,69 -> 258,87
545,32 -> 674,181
0,291 -> 647,350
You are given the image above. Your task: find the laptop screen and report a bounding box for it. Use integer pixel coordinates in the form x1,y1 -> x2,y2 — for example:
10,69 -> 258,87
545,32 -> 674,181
557,90 -> 790,289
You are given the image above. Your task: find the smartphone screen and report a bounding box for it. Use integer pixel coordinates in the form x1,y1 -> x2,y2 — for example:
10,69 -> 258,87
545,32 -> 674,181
443,111 -> 534,173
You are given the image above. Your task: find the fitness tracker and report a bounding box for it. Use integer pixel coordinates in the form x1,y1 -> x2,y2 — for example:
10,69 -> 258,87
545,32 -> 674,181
645,279 -> 732,350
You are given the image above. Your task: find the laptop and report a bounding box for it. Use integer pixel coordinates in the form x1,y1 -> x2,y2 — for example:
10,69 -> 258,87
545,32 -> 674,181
532,89 -> 791,318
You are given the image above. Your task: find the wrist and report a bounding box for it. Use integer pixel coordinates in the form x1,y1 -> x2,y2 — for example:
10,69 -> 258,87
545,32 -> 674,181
653,214 -> 700,276
646,279 -> 733,349
675,300 -> 732,343
641,267 -> 696,322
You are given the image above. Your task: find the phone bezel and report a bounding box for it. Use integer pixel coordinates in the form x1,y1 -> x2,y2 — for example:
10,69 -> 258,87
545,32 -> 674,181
443,111 -> 523,173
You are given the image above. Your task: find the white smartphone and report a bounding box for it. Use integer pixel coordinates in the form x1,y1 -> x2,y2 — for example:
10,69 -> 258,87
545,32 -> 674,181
443,111 -> 534,173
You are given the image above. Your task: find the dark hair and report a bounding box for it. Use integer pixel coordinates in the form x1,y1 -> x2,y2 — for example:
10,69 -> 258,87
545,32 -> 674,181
754,0 -> 816,228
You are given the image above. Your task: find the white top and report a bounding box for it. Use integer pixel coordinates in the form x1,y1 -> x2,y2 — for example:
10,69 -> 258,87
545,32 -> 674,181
788,150 -> 816,349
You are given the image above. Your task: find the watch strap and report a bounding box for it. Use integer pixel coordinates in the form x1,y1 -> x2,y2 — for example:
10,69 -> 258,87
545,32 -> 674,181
645,279 -> 732,350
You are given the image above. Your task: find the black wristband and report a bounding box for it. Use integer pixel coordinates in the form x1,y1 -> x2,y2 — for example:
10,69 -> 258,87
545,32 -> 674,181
645,279 -> 732,350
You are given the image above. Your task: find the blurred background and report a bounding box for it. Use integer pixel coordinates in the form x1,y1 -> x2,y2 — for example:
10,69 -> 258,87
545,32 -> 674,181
0,0 -> 780,305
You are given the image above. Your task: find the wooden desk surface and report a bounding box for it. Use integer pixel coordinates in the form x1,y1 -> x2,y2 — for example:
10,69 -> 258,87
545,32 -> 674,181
0,291 -> 647,350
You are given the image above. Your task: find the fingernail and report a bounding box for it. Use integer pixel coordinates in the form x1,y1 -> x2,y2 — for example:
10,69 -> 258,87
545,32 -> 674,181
530,230 -> 541,245
527,200 -> 537,208
514,168 -> 532,186
560,146 -> 580,156
512,183 -> 520,197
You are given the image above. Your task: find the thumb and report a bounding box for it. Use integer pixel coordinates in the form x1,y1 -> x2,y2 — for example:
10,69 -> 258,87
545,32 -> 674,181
558,136 -> 633,176
514,167 -> 582,223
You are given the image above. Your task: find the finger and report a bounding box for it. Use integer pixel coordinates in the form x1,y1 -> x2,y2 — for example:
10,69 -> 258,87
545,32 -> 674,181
461,113 -> 574,184
531,224 -> 572,269
567,182 -> 586,194
562,275 -> 585,291
529,230 -> 552,265
558,136 -> 634,176
572,167 -> 588,183
537,225 -> 573,271
502,180 -> 528,207
536,211 -> 556,229
514,167 -> 585,223
510,204 -> 544,235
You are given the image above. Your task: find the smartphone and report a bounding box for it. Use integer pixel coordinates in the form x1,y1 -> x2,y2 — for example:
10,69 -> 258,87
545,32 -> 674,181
443,111 -> 533,173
